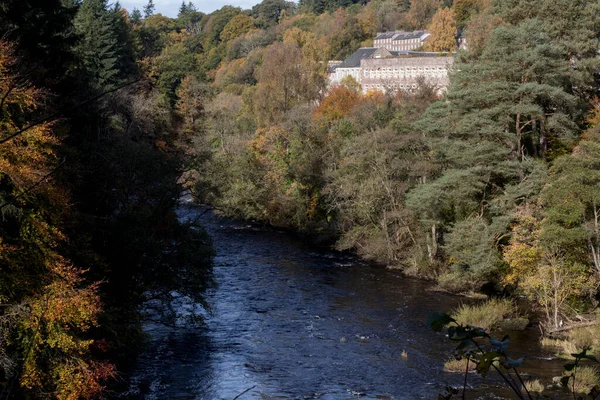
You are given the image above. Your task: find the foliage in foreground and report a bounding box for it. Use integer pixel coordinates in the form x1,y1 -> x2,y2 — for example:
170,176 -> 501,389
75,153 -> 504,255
429,312 -> 600,399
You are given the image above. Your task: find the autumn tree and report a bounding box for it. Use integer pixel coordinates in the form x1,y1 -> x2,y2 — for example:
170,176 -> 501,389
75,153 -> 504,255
424,7 -> 457,52
504,206 -> 598,329
253,42 -> 304,125
177,75 -> 210,132
0,39 -> 115,399
220,14 -> 254,42
401,0 -> 440,30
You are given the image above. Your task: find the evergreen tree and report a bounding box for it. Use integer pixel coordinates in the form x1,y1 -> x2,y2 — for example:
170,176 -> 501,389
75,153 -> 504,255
0,0 -> 77,83
74,0 -> 120,90
144,0 -> 155,18
130,7 -> 142,24
179,1 -> 188,15
407,19 -> 583,282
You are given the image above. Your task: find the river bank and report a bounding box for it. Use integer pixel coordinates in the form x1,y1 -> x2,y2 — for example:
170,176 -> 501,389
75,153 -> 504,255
126,199 -> 571,399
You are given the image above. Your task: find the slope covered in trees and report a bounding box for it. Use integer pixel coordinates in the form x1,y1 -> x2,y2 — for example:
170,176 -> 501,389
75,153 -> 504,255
2,0 -> 600,397
132,0 -> 600,335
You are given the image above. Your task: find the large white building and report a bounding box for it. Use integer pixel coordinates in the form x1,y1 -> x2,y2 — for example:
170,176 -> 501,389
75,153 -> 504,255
329,44 -> 454,94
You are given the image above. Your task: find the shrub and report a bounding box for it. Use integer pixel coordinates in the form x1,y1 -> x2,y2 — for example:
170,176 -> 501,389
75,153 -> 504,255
451,298 -> 518,331
541,338 -> 582,359
444,358 -> 477,373
564,366 -> 600,394
523,379 -> 544,394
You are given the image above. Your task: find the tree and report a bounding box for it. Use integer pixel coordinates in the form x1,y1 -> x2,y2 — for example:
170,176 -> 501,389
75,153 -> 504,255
0,0 -> 77,84
176,75 -> 210,132
424,7 -> 457,52
150,42 -> 197,105
179,1 -> 189,15
407,19 -> 581,282
493,0 -> 600,98
130,7 -> 142,24
144,0 -> 155,18
402,0 -> 440,30
202,6 -> 242,49
453,0 -> 483,30
0,39 -> 116,399
73,0 -> 122,90
540,101 -> 600,275
504,205 -> 597,329
252,0 -> 294,27
220,14 -> 254,42
253,42 -> 304,125
463,9 -> 503,57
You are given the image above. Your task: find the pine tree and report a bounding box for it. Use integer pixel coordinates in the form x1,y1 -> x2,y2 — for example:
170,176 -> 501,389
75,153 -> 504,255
130,7 -> 142,24
0,0 -> 77,83
407,19 -> 583,281
179,1 -> 188,15
74,0 -> 120,90
143,0 -> 155,18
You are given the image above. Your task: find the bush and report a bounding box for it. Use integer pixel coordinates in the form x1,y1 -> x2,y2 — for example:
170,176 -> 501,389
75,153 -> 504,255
541,324 -> 600,359
564,366 -> 600,394
444,358 -> 477,372
569,324 -> 600,352
437,272 -> 481,293
523,379 -> 544,394
451,298 -> 518,331
541,338 -> 581,359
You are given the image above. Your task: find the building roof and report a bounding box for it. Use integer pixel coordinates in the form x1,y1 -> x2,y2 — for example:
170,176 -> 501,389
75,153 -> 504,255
375,30 -> 429,41
375,32 -> 396,40
393,31 -> 426,41
336,47 -> 378,68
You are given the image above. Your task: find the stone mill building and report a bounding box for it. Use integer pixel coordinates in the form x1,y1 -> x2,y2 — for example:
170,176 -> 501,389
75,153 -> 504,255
329,30 -> 454,94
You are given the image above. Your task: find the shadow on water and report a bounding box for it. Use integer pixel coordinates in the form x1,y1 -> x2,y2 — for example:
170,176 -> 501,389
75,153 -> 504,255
127,199 -> 571,399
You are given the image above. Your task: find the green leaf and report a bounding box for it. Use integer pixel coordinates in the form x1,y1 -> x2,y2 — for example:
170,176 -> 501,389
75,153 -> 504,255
427,312 -> 456,332
477,352 -> 502,377
564,363 -> 577,371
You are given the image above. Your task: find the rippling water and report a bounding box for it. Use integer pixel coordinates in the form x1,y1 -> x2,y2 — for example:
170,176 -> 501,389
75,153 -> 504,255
127,200 -> 568,399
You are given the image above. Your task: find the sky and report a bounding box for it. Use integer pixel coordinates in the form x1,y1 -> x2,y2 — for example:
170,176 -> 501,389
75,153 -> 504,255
119,0 -> 263,17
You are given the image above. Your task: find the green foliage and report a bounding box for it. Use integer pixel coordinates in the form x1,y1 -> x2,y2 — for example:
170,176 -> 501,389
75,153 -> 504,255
74,0 -> 134,90
252,0 -> 294,27
143,0 -> 155,18
428,312 -> 600,399
451,299 -> 518,331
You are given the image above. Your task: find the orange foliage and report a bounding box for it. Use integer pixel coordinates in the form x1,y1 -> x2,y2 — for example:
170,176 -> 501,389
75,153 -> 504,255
314,85 -> 362,122
0,40 -> 115,399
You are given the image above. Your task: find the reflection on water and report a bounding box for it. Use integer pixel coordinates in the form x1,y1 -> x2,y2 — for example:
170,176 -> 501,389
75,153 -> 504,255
127,200 -> 568,399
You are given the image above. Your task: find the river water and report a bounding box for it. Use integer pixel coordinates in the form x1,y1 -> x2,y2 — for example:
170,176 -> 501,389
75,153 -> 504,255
127,199 -> 568,399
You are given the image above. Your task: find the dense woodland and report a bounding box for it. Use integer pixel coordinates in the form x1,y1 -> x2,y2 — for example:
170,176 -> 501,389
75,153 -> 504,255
1,0 -> 600,397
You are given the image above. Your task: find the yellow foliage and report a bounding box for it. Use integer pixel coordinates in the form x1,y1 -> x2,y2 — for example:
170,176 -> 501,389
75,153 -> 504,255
0,40 -> 115,399
424,8 -> 457,52
502,207 -> 542,286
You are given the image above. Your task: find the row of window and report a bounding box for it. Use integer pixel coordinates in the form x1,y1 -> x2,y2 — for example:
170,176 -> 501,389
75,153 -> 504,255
334,66 -> 448,81
364,83 -> 419,90
364,67 -> 447,77
375,38 -> 421,44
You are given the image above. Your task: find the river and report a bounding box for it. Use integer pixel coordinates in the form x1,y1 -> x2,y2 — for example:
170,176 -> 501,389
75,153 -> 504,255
127,199 -> 569,399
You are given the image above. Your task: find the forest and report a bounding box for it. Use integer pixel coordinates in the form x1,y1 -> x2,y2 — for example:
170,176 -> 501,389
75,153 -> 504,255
1,0 -> 600,398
